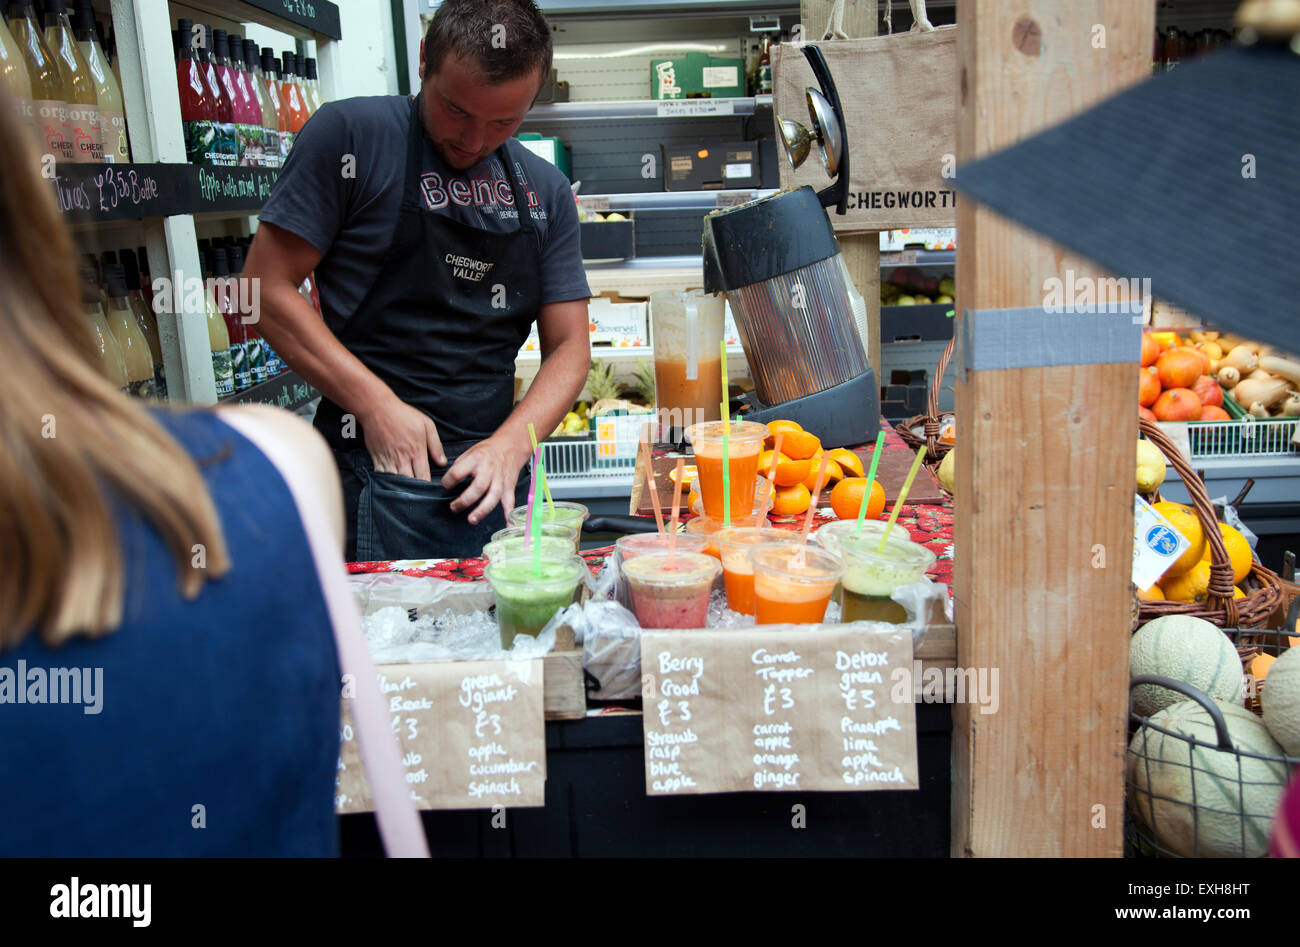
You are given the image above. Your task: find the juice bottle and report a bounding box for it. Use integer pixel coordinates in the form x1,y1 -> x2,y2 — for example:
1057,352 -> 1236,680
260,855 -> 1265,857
120,249 -> 166,399
210,29 -> 243,165
197,251 -> 234,397
174,18 -> 213,164
136,245 -> 154,312
75,2 -> 125,162
81,268 -> 128,392
226,244 -> 266,383
244,38 -> 279,168
0,12 -> 34,135
227,35 -> 263,167
8,0 -> 65,156
103,264 -> 156,398
303,56 -> 323,113
280,51 -> 307,134
196,24 -> 235,165
208,248 -> 249,391
43,0 -> 101,162
262,48 -> 293,162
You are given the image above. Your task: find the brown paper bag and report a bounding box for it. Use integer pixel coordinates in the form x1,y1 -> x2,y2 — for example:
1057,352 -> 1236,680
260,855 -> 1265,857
772,28 -> 958,232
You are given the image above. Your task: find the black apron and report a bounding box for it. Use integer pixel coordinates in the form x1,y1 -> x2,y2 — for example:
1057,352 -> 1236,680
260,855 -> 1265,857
314,93 -> 542,561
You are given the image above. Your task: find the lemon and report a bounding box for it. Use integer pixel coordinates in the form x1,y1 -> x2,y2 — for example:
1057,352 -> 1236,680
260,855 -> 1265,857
1136,439 -> 1167,493
937,450 -> 955,493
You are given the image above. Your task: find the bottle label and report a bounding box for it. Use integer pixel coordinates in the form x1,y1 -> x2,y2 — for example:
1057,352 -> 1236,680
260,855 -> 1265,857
279,130 -> 295,163
154,362 -> 168,400
230,341 -> 250,389
246,337 -> 267,383
103,110 -> 128,163
212,349 -> 234,397
184,118 -> 216,164
237,124 -> 266,167
68,104 -> 104,162
126,377 -> 157,399
35,99 -> 73,160
262,129 -> 281,168
212,122 -> 239,166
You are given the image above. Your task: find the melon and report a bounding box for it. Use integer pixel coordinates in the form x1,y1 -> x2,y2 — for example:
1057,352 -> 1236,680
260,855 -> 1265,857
1128,698 -> 1289,857
1260,646 -> 1300,758
1130,616 -> 1244,717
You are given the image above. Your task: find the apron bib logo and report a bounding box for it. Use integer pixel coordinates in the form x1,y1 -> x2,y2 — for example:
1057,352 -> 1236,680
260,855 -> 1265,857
445,253 -> 494,283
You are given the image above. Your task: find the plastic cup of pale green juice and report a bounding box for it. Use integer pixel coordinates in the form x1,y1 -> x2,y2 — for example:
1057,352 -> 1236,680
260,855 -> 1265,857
836,523 -> 936,624
485,554 -> 587,649
507,501 -> 588,552
486,523 -> 579,562
623,552 -> 721,629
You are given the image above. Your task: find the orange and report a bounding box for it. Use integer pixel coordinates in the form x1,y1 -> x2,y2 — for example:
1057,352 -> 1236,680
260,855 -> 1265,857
801,455 -> 842,493
776,454 -> 811,487
1139,366 -> 1161,407
1200,522 -> 1253,584
687,489 -> 700,512
939,429 -> 955,445
1153,500 -> 1205,577
780,429 -> 821,460
827,447 -> 865,478
764,419 -> 802,450
1160,560 -> 1211,603
1137,583 -> 1165,602
1233,586 -> 1246,600
770,482 -> 812,517
829,477 -> 886,521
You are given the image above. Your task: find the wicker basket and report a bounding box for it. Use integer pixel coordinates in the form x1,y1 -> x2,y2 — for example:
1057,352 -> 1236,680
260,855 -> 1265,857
897,336 -> 955,491
1137,419 -> 1283,628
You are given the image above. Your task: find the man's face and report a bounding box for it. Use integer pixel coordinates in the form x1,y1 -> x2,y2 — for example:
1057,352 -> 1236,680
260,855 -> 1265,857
419,47 -> 541,170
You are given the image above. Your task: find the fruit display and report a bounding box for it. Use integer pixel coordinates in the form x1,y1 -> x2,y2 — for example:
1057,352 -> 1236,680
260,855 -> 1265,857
1138,331 -> 1231,422
1129,615 -> 1244,716
1128,698 -> 1289,858
881,270 -> 954,306
756,419 -> 885,518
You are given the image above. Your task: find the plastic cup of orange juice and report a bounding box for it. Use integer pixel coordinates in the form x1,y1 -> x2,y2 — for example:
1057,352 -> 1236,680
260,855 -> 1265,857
715,527 -> 791,615
749,543 -> 844,625
685,512 -> 765,559
685,420 -> 767,521
623,552 -> 722,629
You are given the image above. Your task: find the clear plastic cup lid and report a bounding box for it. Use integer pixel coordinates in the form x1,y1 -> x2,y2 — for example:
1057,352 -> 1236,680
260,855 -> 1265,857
838,525 -> 936,571
684,420 -> 768,445
485,554 -> 587,590
748,542 -> 843,582
621,552 -> 721,586
507,501 -> 589,527
616,532 -> 709,559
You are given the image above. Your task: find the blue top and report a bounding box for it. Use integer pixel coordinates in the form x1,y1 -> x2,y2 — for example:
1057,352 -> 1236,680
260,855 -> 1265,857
0,411 -> 341,856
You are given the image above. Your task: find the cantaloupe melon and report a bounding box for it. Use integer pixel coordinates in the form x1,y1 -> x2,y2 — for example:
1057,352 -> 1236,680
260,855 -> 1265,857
1130,615 -> 1244,717
1128,698 -> 1289,857
1260,646 -> 1300,758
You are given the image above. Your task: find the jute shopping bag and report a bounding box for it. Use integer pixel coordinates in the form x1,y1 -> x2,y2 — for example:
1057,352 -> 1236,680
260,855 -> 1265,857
772,27 -> 958,233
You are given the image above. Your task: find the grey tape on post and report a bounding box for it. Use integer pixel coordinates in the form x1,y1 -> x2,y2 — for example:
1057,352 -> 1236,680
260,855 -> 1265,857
956,306 -> 1143,380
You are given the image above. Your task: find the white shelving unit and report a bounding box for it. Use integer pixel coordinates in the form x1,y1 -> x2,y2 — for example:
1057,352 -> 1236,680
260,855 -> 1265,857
92,0 -> 343,406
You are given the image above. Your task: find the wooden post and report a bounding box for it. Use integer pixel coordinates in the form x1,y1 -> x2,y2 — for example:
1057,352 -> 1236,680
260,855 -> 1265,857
951,1 -> 1155,857
800,0 -> 880,383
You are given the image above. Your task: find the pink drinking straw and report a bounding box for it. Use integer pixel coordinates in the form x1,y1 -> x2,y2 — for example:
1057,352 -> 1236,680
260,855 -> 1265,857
668,457 -> 684,565
643,426 -> 665,534
794,452 -> 831,568
760,432 -> 785,521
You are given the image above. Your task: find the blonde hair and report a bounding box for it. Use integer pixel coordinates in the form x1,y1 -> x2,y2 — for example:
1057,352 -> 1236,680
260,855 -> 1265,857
0,95 -> 230,649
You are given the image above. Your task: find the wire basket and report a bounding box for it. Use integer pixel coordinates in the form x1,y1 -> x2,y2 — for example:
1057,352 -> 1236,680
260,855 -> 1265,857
1137,418 -> 1283,627
897,335 -> 955,492
1233,603 -> 1300,714
540,423 -> 646,481
1126,669 -> 1300,858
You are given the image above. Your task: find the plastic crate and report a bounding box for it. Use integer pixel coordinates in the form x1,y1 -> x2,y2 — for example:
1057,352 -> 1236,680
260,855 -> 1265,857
539,426 -> 646,481
1171,417 -> 1299,460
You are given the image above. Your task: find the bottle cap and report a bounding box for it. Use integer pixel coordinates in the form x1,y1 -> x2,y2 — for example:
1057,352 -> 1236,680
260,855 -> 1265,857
282,51 -> 296,76
228,35 -> 244,66
80,268 -> 101,305
229,245 -> 244,274
212,28 -> 229,61
104,264 -> 128,299
243,39 -> 259,65
120,249 -> 143,292
261,48 -> 278,77
305,58 -> 318,81
137,246 -> 150,272
211,246 -> 230,278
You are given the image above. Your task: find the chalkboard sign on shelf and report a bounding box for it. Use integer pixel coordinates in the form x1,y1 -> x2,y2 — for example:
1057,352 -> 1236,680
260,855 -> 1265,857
227,370 -> 318,411
53,163 -> 281,222
238,0 -> 342,40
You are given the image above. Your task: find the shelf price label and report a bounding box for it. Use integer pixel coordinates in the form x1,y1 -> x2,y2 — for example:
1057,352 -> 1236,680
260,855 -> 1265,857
655,99 -> 736,118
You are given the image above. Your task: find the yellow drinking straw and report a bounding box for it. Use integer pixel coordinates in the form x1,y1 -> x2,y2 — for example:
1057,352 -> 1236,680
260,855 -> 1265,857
879,444 -> 928,551
527,423 -> 555,515
720,342 -> 731,528
855,431 -> 887,532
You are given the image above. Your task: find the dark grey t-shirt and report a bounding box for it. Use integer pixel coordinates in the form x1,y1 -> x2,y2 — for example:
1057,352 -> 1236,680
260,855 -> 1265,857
258,94 -> 590,328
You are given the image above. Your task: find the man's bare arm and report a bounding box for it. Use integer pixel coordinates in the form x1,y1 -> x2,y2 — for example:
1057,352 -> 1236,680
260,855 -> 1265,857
243,222 -> 447,477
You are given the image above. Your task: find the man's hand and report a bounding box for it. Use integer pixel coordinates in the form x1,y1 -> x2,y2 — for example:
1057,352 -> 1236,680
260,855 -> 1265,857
359,393 -> 448,480
442,434 -> 531,525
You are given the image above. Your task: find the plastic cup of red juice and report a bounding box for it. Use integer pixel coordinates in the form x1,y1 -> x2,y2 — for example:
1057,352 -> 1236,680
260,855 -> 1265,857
622,552 -> 721,629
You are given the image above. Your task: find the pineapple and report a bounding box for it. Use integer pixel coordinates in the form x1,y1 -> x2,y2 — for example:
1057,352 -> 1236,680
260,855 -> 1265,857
585,359 -> 621,410
630,359 -> 656,407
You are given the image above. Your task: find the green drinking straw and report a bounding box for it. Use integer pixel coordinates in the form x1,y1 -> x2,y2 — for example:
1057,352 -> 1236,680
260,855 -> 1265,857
855,431 -> 888,532
527,422 -> 555,515
879,444 -> 928,551
529,446 -> 545,576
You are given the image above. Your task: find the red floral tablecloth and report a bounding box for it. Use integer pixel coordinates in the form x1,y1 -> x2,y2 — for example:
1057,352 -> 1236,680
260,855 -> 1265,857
346,421 -> 955,591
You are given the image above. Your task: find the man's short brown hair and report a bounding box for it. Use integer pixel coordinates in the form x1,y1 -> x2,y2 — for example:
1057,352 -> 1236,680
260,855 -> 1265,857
423,0 -> 553,85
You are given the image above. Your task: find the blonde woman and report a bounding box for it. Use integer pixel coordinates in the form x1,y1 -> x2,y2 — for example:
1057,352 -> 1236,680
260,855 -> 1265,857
0,93 -> 422,856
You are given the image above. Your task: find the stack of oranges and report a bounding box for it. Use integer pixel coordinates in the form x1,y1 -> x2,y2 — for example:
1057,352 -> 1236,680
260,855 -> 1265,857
758,420 -> 886,519
1140,333 -> 1229,423
1138,500 -> 1253,603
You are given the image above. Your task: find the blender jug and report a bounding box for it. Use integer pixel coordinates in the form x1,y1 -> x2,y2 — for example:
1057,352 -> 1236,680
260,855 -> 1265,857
649,289 -> 725,437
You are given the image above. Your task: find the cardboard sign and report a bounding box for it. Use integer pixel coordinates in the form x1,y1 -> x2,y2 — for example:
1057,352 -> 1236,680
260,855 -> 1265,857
640,625 -> 918,795
336,659 -> 547,813
773,30 -> 958,232
1133,494 -> 1193,591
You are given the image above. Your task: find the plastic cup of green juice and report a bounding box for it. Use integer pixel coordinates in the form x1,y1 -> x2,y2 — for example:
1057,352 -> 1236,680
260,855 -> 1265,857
507,501 -> 588,551
486,523 -> 579,562
836,522 -> 936,624
485,554 -> 587,649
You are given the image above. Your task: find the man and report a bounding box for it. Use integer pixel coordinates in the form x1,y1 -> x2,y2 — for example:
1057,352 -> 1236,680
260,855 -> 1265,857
244,0 -> 590,561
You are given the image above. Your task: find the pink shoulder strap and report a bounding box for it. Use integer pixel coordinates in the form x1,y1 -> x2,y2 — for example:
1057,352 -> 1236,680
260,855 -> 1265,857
218,411 -> 429,858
